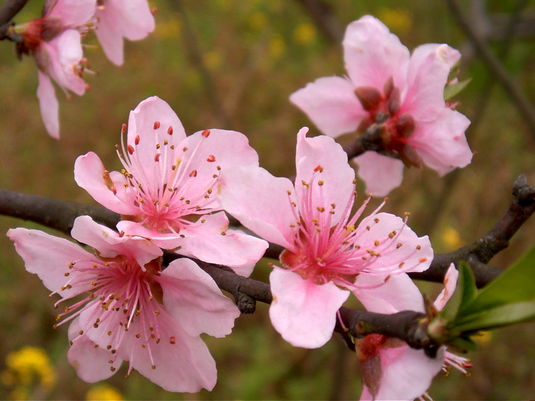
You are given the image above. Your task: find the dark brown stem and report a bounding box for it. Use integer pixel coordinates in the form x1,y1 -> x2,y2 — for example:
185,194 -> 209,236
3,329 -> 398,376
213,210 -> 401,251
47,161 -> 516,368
294,0 -> 343,43
342,124 -> 385,160
0,0 -> 29,25
447,0 -> 535,138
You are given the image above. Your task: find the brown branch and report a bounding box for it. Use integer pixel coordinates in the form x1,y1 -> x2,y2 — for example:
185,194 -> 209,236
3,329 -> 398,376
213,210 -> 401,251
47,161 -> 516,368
294,0 -> 343,43
447,0 -> 535,138
1,174 -> 532,354
0,0 -> 28,25
342,123 -> 384,160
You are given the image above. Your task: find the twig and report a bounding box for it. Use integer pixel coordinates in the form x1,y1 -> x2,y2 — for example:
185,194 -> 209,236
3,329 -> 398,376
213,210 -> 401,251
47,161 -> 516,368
342,123 -> 384,160
0,0 -> 28,25
410,175 -> 535,287
294,0 -> 343,43
447,0 -> 535,138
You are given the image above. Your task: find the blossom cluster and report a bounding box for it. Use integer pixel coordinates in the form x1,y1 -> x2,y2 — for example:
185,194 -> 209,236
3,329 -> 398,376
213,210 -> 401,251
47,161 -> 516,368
7,11 -> 475,401
13,0 -> 155,138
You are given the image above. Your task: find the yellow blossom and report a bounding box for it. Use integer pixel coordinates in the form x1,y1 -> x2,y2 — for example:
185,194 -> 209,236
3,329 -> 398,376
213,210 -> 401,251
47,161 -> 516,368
4,346 -> 55,389
293,23 -> 316,45
377,8 -> 412,35
86,384 -> 124,401
441,226 -> 463,251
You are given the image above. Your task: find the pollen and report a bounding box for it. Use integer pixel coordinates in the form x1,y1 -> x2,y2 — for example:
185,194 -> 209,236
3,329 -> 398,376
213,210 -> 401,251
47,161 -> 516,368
314,165 -> 324,172
318,180 -> 324,186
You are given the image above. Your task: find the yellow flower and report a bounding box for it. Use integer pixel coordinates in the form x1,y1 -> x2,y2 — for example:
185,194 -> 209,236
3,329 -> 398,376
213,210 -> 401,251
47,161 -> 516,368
376,8 -> 412,35
268,34 -> 286,60
441,226 -> 463,251
86,384 -> 124,401
293,23 -> 316,45
4,346 -> 55,389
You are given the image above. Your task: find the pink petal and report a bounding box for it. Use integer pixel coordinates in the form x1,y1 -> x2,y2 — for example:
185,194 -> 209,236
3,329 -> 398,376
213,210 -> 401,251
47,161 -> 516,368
101,0 -> 155,40
46,30 -> 87,95
219,165 -> 296,250
36,71 -> 60,139
403,44 -> 461,120
74,152 -> 137,215
409,108 -> 472,175
115,220 -> 183,249
269,267 -> 349,348
126,97 -> 187,172
7,227 -> 98,297
434,263 -> 459,310
354,212 -> 433,274
295,128 -> 355,226
290,76 -> 365,137
354,273 -> 424,314
71,216 -> 162,267
121,311 -> 217,392
353,151 -> 404,196
172,212 -> 268,277
158,258 -> 240,337
95,10 -> 124,66
176,128 -> 259,201
371,345 -> 444,401
343,15 -> 410,90
46,0 -> 96,27
67,319 -> 122,382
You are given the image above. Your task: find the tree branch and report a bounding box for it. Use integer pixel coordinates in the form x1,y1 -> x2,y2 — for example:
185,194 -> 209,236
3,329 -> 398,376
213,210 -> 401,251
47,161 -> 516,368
294,0 -> 344,43
0,0 -> 28,25
447,0 -> 535,138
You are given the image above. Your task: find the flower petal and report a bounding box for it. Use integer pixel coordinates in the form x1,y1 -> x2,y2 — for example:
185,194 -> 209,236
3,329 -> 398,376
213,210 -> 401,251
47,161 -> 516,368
353,151 -> 404,196
95,10 -> 124,66
158,258 -> 240,337
37,71 -> 60,139
343,15 -> 410,90
403,44 -> 461,120
290,76 -> 365,137
409,108 -> 472,175
434,263 -> 459,310
67,319 -> 122,382
269,267 -> 349,348
354,273 -> 424,314
354,212 -> 433,274
100,0 -> 155,41
219,165 -> 296,250
74,152 -> 137,215
46,0 -> 96,27
173,212 -> 268,276
7,227 -> 97,297
71,216 -> 162,267
295,127 -> 355,226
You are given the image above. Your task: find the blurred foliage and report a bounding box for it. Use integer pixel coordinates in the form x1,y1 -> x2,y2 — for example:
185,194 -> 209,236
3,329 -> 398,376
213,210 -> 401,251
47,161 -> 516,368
0,0 -> 534,400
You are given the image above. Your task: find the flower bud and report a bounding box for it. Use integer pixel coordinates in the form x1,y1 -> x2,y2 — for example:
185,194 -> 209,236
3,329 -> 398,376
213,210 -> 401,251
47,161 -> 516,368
355,86 -> 382,111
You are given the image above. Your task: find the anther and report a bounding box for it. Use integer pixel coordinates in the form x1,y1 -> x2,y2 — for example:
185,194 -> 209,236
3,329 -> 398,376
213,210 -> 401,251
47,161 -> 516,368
153,121 -> 160,129
154,153 -> 161,162
135,135 -> 140,145
189,170 -> 197,177
314,165 -> 324,173
318,180 -> 324,186
169,336 -> 176,344
201,129 -> 210,137
207,154 -> 216,162
416,245 -> 422,250
127,145 -> 135,155
121,123 -> 127,134
167,126 -> 173,135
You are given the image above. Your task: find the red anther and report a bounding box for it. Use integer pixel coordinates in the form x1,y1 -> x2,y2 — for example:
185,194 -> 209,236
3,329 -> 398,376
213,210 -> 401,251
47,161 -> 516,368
135,135 -> 140,145
313,165 -> 324,173
153,121 -> 160,129
127,145 -> 135,155
169,336 -> 176,344
189,170 -> 198,177
206,154 -> 216,162
355,86 -> 382,111
167,126 -> 173,135
121,123 -> 127,134
119,231 -> 125,237
154,153 -> 160,162
201,129 -> 211,137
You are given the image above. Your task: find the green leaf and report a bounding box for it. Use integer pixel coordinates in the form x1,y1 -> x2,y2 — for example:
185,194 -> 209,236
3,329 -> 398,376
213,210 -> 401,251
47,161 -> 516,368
461,246 -> 535,314
444,78 -> 471,100
450,246 -> 535,331
439,262 -> 477,322
453,301 -> 535,332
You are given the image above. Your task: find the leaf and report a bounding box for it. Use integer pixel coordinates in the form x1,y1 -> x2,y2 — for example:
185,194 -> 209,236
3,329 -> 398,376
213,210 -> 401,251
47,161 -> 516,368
450,246 -> 535,331
444,78 -> 471,100
439,262 -> 477,322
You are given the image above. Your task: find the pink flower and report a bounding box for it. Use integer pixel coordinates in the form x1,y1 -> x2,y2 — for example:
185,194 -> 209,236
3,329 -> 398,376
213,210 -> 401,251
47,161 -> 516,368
74,96 -> 267,276
95,0 -> 155,66
290,15 -> 472,196
355,265 -> 471,401
7,216 -> 239,392
219,128 -> 433,348
17,0 -> 97,139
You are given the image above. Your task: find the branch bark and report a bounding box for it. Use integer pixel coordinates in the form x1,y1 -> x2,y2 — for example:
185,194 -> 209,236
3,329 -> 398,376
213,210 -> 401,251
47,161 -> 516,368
294,0 -> 344,43
0,0 -> 28,25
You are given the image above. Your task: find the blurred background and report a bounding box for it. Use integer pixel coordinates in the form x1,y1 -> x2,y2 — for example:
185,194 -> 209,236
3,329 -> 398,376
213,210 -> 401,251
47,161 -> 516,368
0,0 -> 534,399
